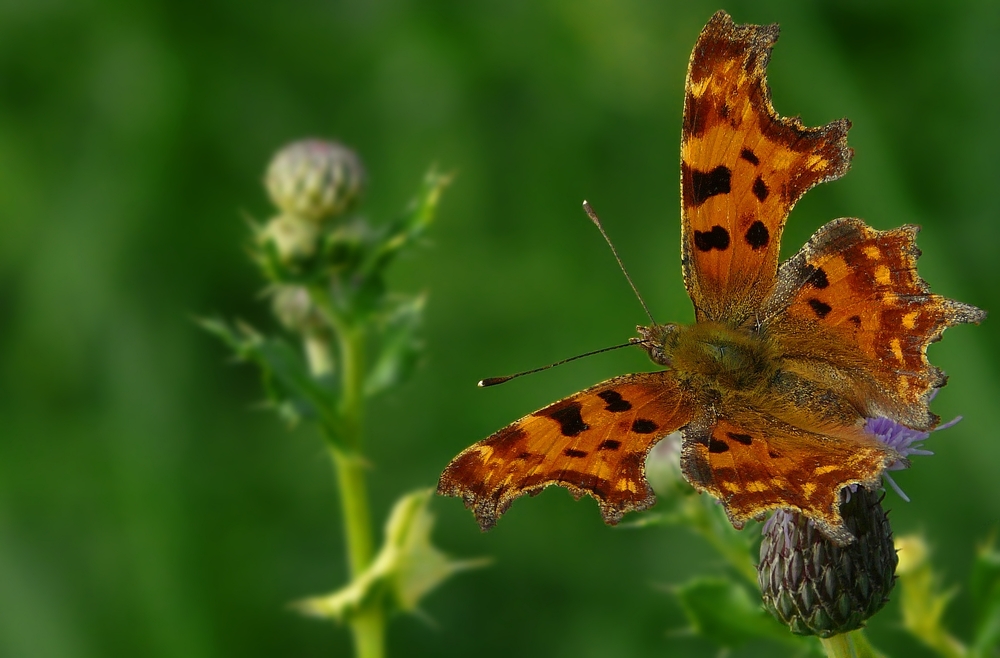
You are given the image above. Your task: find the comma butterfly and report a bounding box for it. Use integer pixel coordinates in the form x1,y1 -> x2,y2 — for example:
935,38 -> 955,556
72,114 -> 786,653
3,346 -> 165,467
438,10 -> 985,544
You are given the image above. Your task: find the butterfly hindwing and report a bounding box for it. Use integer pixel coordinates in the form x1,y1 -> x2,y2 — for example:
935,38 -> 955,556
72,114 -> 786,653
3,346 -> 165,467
764,218 -> 986,430
681,11 -> 852,325
438,372 -> 695,530
680,410 -> 894,545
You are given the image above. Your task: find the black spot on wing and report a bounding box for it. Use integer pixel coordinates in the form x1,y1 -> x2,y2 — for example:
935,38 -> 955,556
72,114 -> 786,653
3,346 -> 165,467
727,432 -> 752,445
740,149 -> 760,165
689,165 -> 731,206
631,419 -> 658,434
744,221 -> 769,249
808,298 -> 833,319
752,176 -> 769,202
597,390 -> 632,412
546,403 -> 589,437
848,315 -> 862,327
564,448 -> 588,458
708,438 -> 729,453
694,225 -> 731,252
804,264 -> 830,289
598,440 -> 621,451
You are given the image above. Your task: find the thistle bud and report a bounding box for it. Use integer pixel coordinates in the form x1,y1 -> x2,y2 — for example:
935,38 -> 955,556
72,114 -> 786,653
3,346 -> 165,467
645,431 -> 686,497
271,285 -> 324,334
257,212 -> 321,263
265,139 -> 365,222
757,488 -> 897,637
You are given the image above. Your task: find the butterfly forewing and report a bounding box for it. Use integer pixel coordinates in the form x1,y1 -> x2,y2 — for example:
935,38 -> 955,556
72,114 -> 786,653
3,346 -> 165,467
681,11 -> 851,324
764,218 -> 987,430
438,372 -> 694,530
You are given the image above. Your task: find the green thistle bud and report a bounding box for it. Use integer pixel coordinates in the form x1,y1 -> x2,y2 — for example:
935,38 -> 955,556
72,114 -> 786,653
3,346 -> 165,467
271,285 -> 324,334
257,212 -> 321,263
265,139 -> 365,222
645,431 -> 687,497
757,488 -> 897,637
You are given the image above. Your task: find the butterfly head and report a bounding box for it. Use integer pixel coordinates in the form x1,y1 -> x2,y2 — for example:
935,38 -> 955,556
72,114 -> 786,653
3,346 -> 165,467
636,322 -> 681,367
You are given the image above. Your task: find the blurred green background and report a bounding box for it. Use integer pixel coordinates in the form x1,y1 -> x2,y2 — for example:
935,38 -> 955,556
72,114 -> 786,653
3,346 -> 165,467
1,0 -> 997,656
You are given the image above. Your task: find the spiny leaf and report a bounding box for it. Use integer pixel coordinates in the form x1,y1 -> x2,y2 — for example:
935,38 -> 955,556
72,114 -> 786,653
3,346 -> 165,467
198,317 -> 343,440
673,577 -> 802,649
971,534 -> 1000,655
362,168 -> 451,277
365,294 -> 426,397
293,489 -> 488,623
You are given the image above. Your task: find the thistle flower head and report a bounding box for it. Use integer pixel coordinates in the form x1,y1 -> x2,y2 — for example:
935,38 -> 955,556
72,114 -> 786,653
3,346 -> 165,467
758,488 -> 897,637
265,139 -> 365,222
757,409 -> 961,637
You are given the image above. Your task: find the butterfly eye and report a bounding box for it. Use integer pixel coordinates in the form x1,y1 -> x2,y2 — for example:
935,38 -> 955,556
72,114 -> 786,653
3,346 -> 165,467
637,323 -> 680,367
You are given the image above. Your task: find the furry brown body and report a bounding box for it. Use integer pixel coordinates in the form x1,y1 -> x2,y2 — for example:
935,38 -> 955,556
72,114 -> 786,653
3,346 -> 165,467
640,319 -> 874,438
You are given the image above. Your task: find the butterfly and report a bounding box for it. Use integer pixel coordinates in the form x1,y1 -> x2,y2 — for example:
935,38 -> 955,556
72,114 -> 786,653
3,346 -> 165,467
437,10 -> 985,545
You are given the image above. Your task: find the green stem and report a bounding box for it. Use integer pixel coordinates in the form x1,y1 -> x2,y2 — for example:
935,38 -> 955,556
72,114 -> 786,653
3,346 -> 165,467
820,630 -> 885,658
821,633 -> 856,658
331,447 -> 385,658
304,295 -> 385,658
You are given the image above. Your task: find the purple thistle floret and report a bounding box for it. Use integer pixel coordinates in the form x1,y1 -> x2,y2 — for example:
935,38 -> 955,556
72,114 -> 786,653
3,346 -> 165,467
761,408 -> 962,542
863,412 -> 961,502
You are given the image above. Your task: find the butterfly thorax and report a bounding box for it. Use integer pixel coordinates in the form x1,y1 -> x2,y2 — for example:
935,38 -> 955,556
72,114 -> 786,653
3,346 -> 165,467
639,321 -> 779,393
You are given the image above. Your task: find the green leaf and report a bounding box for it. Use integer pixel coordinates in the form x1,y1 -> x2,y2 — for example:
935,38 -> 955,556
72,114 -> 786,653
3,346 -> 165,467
293,488 -> 489,623
365,294 -> 426,397
362,168 -> 451,277
198,317 -> 343,440
673,577 -> 802,649
895,534 -> 968,658
971,535 -> 1000,655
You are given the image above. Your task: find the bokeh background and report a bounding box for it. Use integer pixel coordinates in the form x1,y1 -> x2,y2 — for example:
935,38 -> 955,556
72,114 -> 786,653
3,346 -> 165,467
1,0 -> 997,656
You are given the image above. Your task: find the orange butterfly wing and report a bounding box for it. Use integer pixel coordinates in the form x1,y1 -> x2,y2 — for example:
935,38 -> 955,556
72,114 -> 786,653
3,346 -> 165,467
681,413 -> 894,545
764,218 -> 986,430
440,12 -> 984,545
681,11 -> 851,324
437,372 -> 695,530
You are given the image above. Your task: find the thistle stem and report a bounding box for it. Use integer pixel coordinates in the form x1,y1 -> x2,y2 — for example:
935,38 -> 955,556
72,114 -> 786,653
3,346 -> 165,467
820,630 -> 885,658
304,293 -> 385,658
330,446 -> 384,658
821,633 -> 857,658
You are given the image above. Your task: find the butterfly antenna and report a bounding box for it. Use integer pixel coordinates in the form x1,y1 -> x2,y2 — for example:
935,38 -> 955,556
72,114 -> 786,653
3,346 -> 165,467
478,339 -> 644,387
582,200 -> 656,325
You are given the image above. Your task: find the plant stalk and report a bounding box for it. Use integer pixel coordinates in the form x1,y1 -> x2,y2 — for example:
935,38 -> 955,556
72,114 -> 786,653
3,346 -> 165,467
821,633 -> 857,658
304,311 -> 385,658
820,630 -> 884,658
